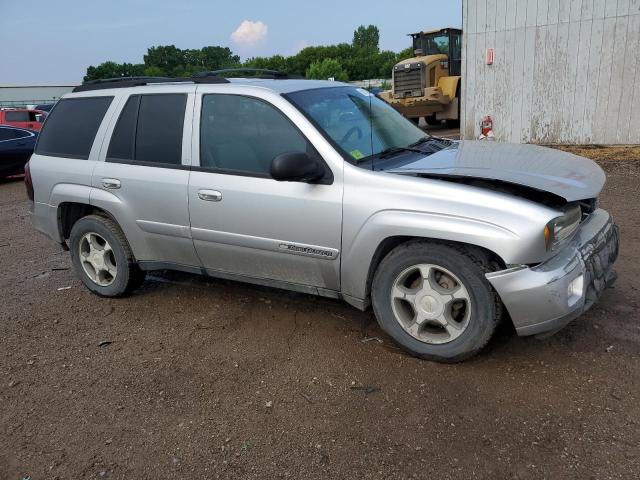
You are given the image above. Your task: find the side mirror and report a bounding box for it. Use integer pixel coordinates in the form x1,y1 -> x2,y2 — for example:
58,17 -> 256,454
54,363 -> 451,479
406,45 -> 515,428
271,152 -> 324,183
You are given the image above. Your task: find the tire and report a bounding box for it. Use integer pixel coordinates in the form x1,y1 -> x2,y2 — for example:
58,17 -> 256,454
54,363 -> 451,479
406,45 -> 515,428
425,115 -> 440,126
409,117 -> 420,125
371,241 -> 501,362
69,214 -> 145,297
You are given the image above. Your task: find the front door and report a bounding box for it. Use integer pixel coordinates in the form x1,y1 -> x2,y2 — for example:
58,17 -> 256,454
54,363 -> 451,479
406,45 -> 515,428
188,92 -> 343,291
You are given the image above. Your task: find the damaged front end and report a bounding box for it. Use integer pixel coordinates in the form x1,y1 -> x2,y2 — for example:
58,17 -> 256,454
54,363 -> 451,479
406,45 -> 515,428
485,209 -> 619,337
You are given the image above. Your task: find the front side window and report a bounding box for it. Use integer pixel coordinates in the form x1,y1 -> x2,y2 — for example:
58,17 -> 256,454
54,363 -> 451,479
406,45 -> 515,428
35,97 -> 113,159
200,94 -> 312,175
286,86 -> 424,162
107,93 -> 186,166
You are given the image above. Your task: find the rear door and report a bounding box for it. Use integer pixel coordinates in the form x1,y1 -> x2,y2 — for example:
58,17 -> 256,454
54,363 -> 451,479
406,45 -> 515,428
188,89 -> 343,292
91,87 -> 200,269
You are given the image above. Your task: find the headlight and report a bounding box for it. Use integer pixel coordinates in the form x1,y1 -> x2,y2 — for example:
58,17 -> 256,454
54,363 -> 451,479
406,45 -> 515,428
544,204 -> 582,250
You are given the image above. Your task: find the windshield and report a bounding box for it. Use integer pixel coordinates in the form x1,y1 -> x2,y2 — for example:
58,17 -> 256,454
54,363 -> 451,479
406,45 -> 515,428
286,86 -> 425,162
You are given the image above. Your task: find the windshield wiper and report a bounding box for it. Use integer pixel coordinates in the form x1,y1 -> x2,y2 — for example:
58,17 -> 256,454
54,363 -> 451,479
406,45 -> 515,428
408,135 -> 433,148
377,145 -> 425,159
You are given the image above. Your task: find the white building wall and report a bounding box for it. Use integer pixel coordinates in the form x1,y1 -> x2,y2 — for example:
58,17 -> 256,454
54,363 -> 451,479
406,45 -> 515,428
462,0 -> 640,144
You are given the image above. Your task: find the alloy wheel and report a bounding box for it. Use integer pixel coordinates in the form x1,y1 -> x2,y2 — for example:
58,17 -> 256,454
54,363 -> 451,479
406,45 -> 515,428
390,263 -> 471,344
78,232 -> 117,287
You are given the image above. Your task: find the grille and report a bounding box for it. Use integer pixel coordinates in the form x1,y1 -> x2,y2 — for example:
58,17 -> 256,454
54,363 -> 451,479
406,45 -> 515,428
393,66 -> 423,99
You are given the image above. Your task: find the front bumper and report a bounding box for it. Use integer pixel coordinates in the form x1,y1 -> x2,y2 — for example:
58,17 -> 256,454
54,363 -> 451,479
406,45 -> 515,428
486,209 -> 619,336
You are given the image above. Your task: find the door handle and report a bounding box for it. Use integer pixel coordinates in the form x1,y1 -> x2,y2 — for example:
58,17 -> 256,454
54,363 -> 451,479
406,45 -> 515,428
198,189 -> 222,202
101,178 -> 121,189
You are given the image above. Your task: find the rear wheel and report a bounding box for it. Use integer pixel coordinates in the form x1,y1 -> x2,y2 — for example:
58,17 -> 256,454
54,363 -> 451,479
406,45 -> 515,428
69,215 -> 145,297
371,241 -> 501,362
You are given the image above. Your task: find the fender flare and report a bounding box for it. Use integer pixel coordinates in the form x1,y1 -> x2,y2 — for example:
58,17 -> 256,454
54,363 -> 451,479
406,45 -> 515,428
340,209 -> 518,302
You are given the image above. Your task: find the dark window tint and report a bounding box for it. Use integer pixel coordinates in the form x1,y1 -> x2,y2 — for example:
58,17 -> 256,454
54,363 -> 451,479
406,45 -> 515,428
107,94 -> 186,166
107,96 -> 138,161
35,97 -> 113,159
136,95 -> 185,164
200,94 -> 310,175
5,111 -> 29,122
0,128 -> 13,141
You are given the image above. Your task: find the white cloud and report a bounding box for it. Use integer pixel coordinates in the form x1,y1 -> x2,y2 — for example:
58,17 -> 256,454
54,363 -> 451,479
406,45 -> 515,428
231,20 -> 268,47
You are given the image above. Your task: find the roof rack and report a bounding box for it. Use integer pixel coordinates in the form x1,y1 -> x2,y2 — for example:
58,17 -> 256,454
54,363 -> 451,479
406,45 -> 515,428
72,68 -> 304,93
72,75 -> 230,93
193,68 -> 304,79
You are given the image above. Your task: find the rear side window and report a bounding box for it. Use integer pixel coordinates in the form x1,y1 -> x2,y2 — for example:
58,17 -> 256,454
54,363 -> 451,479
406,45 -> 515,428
35,97 -> 113,159
5,111 -> 28,122
107,93 -> 186,166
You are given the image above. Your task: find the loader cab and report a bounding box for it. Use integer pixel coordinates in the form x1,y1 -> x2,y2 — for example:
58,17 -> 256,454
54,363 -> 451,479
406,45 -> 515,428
410,28 -> 462,76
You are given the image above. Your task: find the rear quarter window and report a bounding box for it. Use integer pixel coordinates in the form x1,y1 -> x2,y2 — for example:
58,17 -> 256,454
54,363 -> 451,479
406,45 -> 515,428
35,96 -> 113,159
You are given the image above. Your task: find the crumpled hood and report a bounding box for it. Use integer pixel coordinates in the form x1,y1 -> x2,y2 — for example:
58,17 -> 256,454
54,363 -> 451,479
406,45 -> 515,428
384,141 -> 606,202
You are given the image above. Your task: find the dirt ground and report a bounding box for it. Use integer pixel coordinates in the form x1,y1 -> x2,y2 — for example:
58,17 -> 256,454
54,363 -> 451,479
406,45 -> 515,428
1,147 -> 639,480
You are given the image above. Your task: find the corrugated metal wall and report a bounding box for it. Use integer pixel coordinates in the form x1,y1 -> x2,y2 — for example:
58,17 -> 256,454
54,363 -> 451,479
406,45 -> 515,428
461,0 -> 640,144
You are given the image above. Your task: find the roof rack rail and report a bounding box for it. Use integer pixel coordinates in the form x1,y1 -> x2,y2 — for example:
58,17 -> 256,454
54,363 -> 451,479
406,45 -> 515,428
72,75 -> 230,93
193,68 -> 304,79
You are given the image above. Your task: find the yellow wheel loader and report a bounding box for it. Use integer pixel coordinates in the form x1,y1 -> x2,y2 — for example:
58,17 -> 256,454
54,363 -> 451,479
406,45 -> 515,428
380,28 -> 462,127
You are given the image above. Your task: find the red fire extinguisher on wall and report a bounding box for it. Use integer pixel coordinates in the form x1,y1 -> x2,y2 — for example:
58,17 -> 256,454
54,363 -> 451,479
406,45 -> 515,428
479,115 -> 494,140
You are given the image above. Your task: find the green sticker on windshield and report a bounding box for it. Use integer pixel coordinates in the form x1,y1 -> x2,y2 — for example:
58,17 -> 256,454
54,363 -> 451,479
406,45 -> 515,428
350,149 -> 365,160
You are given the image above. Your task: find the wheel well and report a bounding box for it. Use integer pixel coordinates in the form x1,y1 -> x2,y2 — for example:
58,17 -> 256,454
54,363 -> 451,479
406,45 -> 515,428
58,202 -> 117,241
364,236 -> 506,304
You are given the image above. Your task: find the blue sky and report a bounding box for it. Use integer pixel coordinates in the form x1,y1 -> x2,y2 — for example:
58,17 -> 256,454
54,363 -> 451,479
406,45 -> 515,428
0,0 -> 461,85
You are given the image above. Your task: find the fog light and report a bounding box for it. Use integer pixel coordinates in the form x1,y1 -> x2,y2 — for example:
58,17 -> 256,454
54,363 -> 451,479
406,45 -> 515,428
567,275 -> 584,307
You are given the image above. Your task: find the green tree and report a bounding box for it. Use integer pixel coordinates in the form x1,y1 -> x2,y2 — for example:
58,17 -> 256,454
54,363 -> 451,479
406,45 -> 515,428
287,43 -> 353,77
143,66 -> 165,77
83,24 -> 408,84
352,25 -> 380,52
244,55 -> 290,73
83,61 -> 145,82
143,45 -> 183,74
397,47 -> 415,60
306,58 -> 349,81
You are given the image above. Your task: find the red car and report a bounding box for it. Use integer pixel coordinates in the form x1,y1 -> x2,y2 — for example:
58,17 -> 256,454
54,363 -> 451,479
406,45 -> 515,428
0,108 -> 46,131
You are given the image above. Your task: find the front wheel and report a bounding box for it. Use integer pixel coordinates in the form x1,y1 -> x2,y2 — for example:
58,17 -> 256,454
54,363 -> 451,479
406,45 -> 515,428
371,241 -> 501,362
69,215 -> 145,297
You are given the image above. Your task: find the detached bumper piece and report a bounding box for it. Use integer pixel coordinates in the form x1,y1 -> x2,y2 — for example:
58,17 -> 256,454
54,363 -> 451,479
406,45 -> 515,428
486,209 -> 619,337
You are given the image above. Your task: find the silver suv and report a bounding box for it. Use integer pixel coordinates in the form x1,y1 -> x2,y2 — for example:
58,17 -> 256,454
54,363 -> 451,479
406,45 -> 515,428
27,72 -> 619,362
